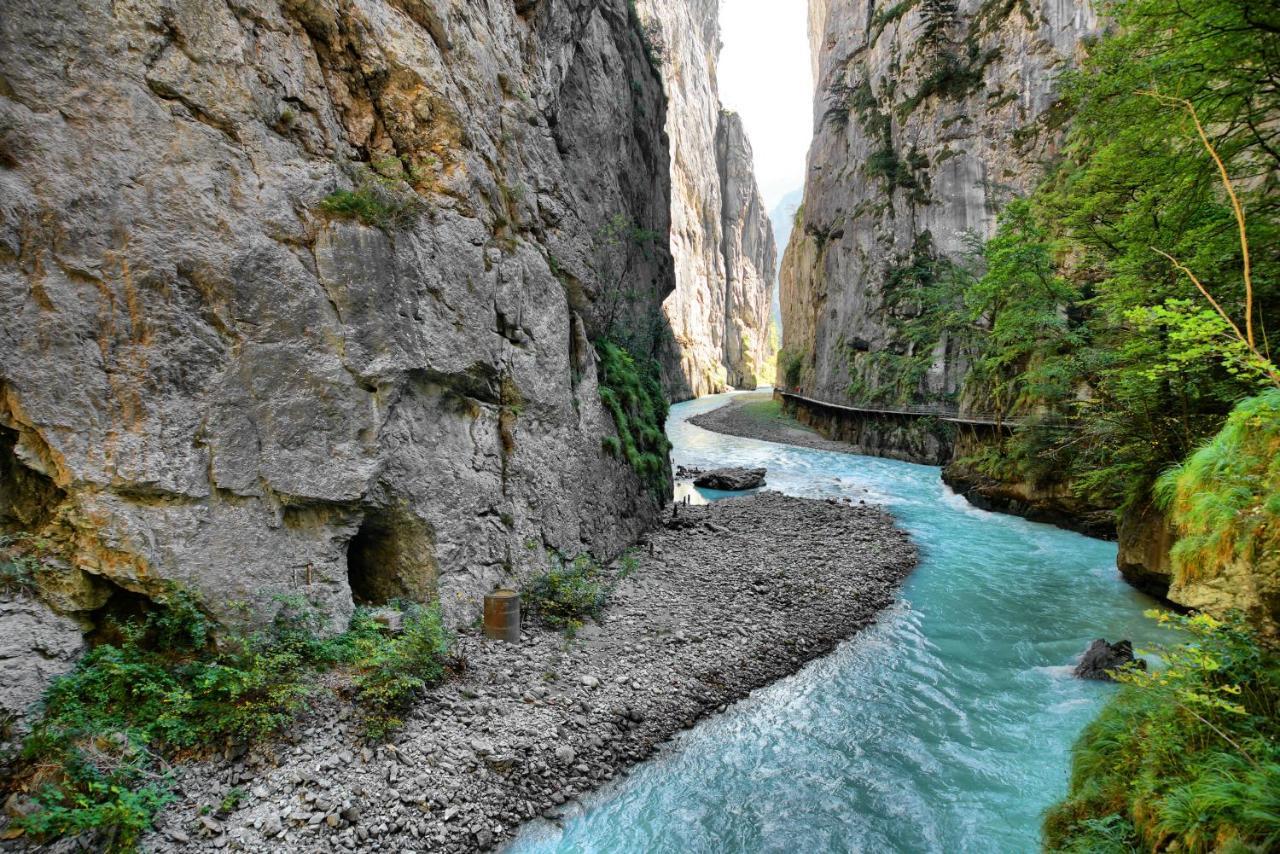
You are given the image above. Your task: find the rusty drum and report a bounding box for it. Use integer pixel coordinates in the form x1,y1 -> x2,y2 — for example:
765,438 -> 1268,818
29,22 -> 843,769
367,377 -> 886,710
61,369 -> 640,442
483,589 -> 521,643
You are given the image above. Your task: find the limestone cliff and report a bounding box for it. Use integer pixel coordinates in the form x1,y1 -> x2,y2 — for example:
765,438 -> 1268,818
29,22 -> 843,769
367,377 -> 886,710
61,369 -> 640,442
635,0 -> 777,397
0,0 -> 677,674
782,0 -> 1098,411
717,111 -> 777,388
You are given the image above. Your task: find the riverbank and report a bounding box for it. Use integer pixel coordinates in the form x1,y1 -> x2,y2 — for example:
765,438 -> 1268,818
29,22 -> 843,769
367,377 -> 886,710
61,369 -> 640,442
113,493 -> 915,853
709,393 -> 1118,539
687,391 -> 856,454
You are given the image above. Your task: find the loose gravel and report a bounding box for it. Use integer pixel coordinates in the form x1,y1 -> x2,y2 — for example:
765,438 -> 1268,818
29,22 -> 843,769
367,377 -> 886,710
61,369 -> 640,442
123,492 -> 916,853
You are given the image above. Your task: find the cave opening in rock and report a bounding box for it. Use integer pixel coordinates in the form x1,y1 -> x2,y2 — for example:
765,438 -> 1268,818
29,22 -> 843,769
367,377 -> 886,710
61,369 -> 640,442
346,505 -> 438,606
0,424 -> 67,535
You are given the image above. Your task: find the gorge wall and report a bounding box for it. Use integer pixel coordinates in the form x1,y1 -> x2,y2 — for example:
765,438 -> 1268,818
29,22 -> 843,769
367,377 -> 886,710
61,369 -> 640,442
635,0 -> 777,398
782,0 -> 1097,414
0,0 -> 685,725
779,0 -> 1102,522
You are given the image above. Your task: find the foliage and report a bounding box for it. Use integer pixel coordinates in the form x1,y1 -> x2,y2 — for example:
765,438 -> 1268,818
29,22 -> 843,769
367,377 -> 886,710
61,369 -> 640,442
319,160 -> 424,229
779,347 -> 805,390
963,199 -> 1081,414
0,532 -> 49,595
944,0 -> 1280,512
594,213 -> 665,353
8,595 -> 451,849
1155,390 -> 1280,592
344,604 -> 449,740
524,553 -> 608,637
524,549 -> 640,639
596,339 -> 671,498
627,0 -> 666,70
848,231 -> 969,405
1045,611 -> 1280,853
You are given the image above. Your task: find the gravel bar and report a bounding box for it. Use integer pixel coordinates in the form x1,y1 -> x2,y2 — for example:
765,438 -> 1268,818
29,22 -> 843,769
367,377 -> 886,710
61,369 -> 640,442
688,392 -> 860,454
117,492 -> 917,853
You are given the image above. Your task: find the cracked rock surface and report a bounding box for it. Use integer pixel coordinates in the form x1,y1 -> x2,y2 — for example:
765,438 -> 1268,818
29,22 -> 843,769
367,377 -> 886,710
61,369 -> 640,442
0,0 -> 676,642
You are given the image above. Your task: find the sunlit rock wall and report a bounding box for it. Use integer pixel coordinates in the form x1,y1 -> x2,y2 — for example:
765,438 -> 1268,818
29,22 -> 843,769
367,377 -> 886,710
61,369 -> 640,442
635,0 -> 777,397
718,111 -> 778,388
0,0 -> 676,666
782,0 -> 1098,404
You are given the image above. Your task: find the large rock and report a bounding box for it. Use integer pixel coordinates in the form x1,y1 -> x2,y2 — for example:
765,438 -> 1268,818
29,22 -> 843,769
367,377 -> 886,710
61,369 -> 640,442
0,0 -> 678,633
1074,639 -> 1146,681
1117,501 -> 1176,599
0,593 -> 85,737
694,467 -> 766,491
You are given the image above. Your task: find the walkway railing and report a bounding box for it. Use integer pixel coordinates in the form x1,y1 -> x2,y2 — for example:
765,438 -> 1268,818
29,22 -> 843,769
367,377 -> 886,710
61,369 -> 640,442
776,389 -> 1077,429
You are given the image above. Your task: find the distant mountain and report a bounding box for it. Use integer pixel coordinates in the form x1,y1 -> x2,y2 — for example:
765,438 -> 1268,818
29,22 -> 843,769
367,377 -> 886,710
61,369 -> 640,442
768,187 -> 803,344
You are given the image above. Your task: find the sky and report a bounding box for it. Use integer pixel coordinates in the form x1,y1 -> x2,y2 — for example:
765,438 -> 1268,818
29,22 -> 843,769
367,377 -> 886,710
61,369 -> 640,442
718,0 -> 813,210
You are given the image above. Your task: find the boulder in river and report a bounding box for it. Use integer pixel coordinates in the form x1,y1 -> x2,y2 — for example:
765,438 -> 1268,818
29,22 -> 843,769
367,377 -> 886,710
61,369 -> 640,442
1074,639 -> 1146,681
693,467 -> 767,491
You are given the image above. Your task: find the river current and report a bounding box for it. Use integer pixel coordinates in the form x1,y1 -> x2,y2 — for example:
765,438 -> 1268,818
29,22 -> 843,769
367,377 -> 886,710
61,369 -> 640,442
510,391 -> 1171,853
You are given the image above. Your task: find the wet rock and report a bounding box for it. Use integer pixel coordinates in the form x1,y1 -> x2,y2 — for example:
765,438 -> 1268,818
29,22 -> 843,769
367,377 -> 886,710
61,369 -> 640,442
1074,639 -> 1146,681
694,467 -> 767,491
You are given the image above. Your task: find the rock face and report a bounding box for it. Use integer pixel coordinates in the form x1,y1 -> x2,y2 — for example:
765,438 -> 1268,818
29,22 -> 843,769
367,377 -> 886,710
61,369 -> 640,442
693,467 -> 767,491
0,0 -> 679,635
634,0 -> 777,398
0,593 -> 85,737
942,430 -> 1116,538
717,112 -> 778,389
1074,639 -> 1145,681
1116,502 -> 1176,599
780,0 -> 1098,431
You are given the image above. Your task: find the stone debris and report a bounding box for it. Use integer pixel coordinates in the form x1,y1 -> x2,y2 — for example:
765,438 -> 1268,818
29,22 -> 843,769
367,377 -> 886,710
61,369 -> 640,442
121,493 -> 915,854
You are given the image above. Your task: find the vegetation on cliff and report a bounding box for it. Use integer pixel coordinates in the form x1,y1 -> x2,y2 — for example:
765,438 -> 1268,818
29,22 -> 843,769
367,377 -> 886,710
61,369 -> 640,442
596,339 -> 672,499
882,0 -> 1280,518
928,2 -> 1280,846
1156,390 -> 1280,630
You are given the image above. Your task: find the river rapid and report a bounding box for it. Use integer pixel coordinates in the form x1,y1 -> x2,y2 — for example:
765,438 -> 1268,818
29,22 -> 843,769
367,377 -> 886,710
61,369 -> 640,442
510,391 -> 1171,853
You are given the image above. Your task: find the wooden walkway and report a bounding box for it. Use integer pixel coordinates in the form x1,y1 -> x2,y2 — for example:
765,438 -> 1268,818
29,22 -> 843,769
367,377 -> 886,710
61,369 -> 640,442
776,390 -> 1064,429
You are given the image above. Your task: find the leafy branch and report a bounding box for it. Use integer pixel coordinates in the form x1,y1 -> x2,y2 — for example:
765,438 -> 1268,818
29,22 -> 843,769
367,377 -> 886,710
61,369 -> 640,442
1141,90 -> 1279,388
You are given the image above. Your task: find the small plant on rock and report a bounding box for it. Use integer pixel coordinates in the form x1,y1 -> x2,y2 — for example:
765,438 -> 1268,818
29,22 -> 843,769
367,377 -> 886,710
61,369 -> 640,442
525,554 -> 608,637
318,160 -> 425,230
344,603 -> 450,740
0,532 -> 50,595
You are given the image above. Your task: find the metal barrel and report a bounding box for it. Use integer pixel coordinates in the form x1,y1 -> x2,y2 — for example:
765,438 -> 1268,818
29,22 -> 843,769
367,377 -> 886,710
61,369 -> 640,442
483,589 -> 521,643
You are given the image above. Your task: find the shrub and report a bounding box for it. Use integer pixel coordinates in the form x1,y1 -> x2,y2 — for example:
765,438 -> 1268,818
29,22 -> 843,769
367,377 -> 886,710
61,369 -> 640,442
1155,389 -> 1280,593
9,595 -> 453,849
779,348 -> 805,389
0,532 -> 45,595
525,554 -> 608,637
344,604 -> 449,740
318,164 -> 424,230
1044,611 -> 1280,853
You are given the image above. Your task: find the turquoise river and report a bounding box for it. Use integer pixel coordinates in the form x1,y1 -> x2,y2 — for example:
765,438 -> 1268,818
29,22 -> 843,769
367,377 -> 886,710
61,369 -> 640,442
509,391 -> 1172,853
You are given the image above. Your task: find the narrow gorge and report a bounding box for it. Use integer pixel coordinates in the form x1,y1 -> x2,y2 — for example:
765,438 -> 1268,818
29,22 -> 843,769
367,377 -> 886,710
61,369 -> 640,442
2,1 -> 1277,853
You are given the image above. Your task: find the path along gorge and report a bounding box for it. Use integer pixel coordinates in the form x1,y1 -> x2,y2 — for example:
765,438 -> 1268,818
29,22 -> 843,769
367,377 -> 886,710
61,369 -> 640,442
510,392 -> 1173,853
